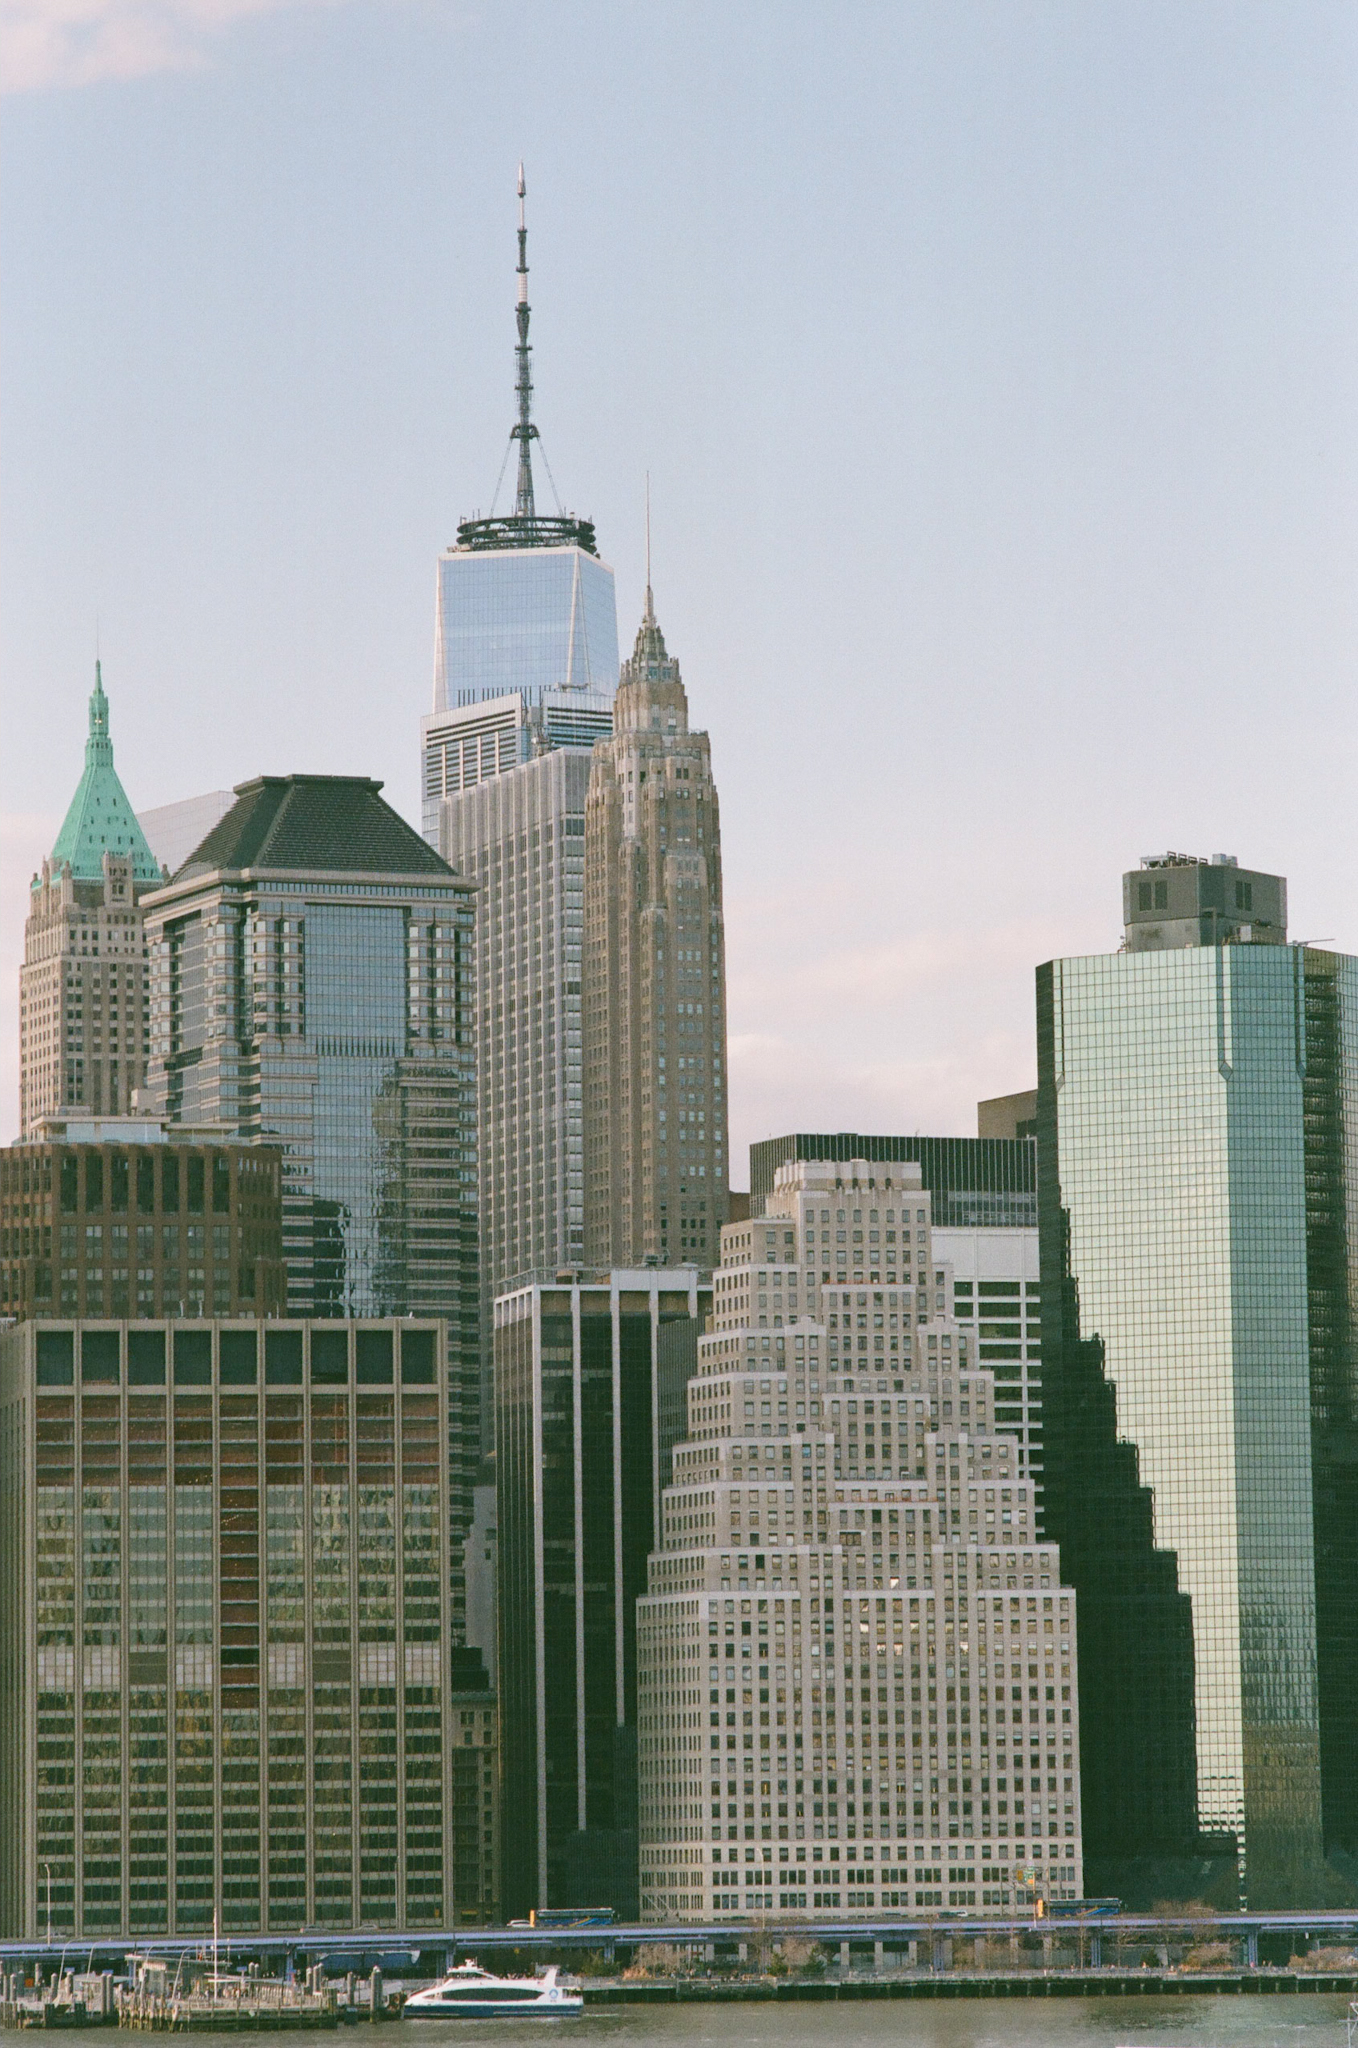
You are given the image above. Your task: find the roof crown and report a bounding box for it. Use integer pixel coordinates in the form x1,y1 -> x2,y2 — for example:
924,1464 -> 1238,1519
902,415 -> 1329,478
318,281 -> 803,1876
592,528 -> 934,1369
45,664 -> 162,888
172,774 -> 456,882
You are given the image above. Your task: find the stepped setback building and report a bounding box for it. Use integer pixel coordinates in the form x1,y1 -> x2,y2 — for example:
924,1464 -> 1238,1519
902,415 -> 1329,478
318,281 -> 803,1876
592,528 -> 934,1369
583,593 -> 729,1268
20,667 -> 163,1135
751,1132 -> 1043,1468
636,1157 -> 1082,1922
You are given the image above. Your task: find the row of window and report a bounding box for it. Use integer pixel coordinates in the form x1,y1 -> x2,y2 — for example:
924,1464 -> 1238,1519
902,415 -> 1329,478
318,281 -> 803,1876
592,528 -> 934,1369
32,1325 -> 440,1388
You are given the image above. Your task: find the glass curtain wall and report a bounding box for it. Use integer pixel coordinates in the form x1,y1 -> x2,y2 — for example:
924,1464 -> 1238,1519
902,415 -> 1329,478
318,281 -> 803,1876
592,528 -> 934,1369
1039,946 -> 1325,1905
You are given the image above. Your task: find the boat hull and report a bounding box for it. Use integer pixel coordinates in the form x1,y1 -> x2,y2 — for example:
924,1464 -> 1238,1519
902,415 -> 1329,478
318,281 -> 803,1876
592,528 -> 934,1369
404,1998 -> 582,2019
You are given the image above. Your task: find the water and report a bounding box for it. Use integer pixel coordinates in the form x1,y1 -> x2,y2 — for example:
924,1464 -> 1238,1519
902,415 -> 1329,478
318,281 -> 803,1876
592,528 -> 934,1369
420,2004 -> 1351,2048
20,2006 -> 1353,2048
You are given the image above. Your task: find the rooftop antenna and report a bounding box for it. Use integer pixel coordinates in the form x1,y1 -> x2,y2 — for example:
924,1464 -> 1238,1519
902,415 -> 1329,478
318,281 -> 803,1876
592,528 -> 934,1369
456,169 -> 600,555
513,162 -> 537,520
644,471 -> 654,625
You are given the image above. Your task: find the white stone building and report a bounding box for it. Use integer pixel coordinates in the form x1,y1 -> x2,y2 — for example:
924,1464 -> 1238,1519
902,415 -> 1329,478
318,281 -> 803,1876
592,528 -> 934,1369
636,1157 -> 1083,1921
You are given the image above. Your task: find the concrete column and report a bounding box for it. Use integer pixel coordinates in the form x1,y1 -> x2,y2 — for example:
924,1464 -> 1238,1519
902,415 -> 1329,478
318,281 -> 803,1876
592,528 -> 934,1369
1245,1930 -> 1258,1968
1090,1931 -> 1101,1968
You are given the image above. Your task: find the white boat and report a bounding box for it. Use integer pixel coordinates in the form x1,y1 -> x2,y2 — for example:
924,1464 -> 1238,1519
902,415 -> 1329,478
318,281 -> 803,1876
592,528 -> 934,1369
403,1962 -> 582,2018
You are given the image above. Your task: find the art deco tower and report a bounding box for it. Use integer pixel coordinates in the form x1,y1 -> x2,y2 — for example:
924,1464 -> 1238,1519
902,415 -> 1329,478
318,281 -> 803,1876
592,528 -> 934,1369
20,665 -> 162,1133
583,587 -> 729,1266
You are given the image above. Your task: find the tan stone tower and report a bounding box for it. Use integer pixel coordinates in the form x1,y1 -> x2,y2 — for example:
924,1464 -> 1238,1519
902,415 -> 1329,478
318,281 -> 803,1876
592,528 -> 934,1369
20,666 -> 163,1134
583,592 -> 729,1266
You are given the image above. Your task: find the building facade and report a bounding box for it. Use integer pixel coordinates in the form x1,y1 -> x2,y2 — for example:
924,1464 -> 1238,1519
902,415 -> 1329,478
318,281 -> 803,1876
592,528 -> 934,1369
437,750 -> 590,1429
423,671 -> 615,849
977,1091 -> 1038,1141
1038,853 -> 1358,1907
137,793 -> 235,879
20,667 -> 163,1136
492,1269 -> 710,1919
583,597 -> 729,1269
938,1224 -> 1042,1479
137,775 -> 478,1347
750,1132 -> 1037,1230
636,1157 -> 1082,1921
0,1119 -> 284,1325
0,1317 -> 493,1939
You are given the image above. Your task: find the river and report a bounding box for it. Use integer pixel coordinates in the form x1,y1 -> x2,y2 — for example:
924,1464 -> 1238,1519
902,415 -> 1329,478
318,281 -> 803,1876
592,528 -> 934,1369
32,2002 -> 1356,2048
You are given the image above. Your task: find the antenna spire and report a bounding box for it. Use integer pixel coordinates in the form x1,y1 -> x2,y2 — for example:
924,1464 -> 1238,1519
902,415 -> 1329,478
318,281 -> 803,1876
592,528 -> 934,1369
644,472 -> 654,625
513,162 -> 537,520
456,169 -> 602,555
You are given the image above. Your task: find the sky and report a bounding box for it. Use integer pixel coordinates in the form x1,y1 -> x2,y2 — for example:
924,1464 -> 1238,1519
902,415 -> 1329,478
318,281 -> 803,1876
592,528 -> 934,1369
4,0 -> 1358,1177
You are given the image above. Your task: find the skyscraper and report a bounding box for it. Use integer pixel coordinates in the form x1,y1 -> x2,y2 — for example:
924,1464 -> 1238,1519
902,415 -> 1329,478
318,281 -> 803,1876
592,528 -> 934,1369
493,1267 -> 711,1918
420,170 -> 617,844
1038,852 -> 1358,1907
137,775 -> 478,1348
439,753 -> 590,1374
0,1316 -> 494,1938
583,593 -> 729,1267
20,666 -> 162,1134
431,172 -> 620,1408
636,1156 -> 1083,1922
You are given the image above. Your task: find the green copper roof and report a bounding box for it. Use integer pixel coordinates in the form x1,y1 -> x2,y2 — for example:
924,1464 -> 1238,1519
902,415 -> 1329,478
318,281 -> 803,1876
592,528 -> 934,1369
46,664 -> 162,888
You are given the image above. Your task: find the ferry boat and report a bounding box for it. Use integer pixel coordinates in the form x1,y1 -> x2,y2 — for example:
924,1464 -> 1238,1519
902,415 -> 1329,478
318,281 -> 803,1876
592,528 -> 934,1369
403,1962 -> 582,2018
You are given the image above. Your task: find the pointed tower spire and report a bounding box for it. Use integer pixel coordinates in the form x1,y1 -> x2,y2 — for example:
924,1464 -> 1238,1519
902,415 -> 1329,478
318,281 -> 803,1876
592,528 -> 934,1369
88,659 -> 111,762
47,663 -> 161,886
644,471 -> 655,626
512,162 -> 538,520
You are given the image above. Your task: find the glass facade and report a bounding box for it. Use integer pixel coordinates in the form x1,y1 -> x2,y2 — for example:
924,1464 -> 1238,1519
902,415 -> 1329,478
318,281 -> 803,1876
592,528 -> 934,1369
0,1319 -> 497,1938
141,850 -> 477,1370
1298,952 -> 1358,1870
493,1274 -> 708,1921
1038,945 -> 1333,1906
434,547 -> 618,715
